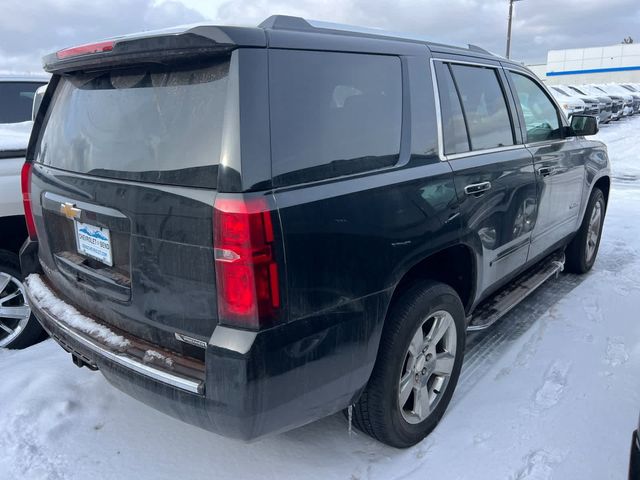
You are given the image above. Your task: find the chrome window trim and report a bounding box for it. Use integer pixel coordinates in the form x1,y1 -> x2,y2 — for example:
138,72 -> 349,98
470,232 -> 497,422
429,57 -> 446,161
524,137 -> 573,149
430,57 -> 521,162
432,57 -> 501,69
445,144 -> 527,161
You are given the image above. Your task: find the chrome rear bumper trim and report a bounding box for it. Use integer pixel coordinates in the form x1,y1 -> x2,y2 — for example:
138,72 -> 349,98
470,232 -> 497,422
26,288 -> 204,395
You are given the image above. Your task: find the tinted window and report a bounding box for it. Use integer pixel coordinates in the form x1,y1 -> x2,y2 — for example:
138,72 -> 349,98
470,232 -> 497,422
449,64 -> 514,150
510,72 -> 562,143
0,81 -> 47,123
434,62 -> 469,155
35,59 -> 229,187
270,50 -> 402,185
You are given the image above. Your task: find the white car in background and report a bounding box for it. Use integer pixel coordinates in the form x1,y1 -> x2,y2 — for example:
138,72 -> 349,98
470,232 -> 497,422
565,85 -> 615,123
600,84 -> 640,114
591,84 -> 634,116
0,74 -> 48,349
547,86 -> 586,119
555,84 -> 612,124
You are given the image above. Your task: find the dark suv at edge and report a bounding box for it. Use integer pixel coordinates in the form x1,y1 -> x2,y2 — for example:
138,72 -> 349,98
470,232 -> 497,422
21,16 -> 610,448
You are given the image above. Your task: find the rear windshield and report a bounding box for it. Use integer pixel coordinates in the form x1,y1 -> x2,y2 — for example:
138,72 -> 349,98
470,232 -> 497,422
35,59 -> 229,188
0,81 -> 47,123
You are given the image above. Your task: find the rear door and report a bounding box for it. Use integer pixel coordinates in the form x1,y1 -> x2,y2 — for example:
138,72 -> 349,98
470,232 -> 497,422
505,68 -> 585,260
29,56 -> 233,355
432,58 -> 538,295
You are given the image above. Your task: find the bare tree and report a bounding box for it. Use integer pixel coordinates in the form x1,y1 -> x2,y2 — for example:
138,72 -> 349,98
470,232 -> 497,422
622,36 -> 634,44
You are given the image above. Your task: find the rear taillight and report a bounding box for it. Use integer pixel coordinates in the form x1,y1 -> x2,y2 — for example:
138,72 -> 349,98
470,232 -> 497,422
56,40 -> 115,59
214,197 -> 280,330
21,162 -> 37,241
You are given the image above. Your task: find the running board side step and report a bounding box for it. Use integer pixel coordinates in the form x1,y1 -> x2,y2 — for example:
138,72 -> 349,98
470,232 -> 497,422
467,252 -> 565,331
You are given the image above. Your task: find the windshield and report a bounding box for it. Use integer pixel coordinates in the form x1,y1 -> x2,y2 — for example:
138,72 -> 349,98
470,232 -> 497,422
569,86 -> 588,96
0,81 -> 47,123
35,58 -> 230,188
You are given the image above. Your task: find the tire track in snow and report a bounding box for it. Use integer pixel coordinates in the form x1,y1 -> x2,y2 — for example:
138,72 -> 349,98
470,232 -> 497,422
453,273 -> 584,405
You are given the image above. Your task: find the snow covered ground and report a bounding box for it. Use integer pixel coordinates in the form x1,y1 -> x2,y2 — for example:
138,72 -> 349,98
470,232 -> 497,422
2,117 -> 640,480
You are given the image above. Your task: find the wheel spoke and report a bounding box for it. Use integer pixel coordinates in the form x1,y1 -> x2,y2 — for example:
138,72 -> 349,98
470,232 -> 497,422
0,305 -> 30,320
0,274 -> 10,294
428,313 -> 452,345
408,328 -> 424,357
0,321 -> 13,334
0,291 -> 20,305
398,372 -> 414,407
413,386 -> 431,420
433,352 -> 455,376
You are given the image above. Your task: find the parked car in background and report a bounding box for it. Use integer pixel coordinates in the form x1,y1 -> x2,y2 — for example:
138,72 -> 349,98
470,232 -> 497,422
601,84 -> 640,114
621,83 -> 640,106
0,75 -> 48,348
556,85 -> 611,124
548,86 -> 586,119
575,84 -> 625,120
549,85 -> 601,122
592,84 -> 635,116
21,16 -> 609,448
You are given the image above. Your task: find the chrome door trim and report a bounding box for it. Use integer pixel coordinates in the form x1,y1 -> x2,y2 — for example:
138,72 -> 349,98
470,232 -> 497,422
429,57 -> 447,161
429,57 -> 527,162
445,144 -> 527,161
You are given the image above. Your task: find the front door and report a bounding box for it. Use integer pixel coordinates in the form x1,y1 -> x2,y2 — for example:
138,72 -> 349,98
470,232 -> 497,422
506,69 -> 586,260
433,59 -> 538,295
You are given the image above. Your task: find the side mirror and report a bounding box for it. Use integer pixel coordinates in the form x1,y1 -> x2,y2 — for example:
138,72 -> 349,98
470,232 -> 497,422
569,114 -> 599,136
32,85 -> 47,122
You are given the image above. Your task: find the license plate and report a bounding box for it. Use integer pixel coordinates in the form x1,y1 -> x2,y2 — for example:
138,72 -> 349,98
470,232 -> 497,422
75,221 -> 113,266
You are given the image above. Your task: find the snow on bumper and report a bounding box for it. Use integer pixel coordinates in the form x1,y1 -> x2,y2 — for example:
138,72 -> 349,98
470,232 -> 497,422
25,273 -> 376,441
24,274 -> 204,395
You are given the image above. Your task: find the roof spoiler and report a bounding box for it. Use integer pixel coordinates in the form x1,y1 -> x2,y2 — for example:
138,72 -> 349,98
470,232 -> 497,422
43,25 -> 265,74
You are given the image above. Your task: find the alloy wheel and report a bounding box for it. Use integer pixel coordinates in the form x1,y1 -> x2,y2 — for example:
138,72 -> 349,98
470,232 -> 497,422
398,310 -> 457,424
585,200 -> 603,263
0,273 -> 31,348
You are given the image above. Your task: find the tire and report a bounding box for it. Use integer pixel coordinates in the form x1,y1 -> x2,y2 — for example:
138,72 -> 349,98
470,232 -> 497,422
0,250 -> 46,349
352,281 -> 466,448
565,188 -> 606,274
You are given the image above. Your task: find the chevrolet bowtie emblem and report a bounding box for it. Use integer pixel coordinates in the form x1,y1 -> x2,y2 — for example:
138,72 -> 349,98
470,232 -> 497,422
60,202 -> 81,220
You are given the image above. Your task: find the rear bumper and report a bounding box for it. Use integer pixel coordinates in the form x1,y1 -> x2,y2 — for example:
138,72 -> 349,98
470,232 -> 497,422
25,272 -> 379,441
29,286 -> 203,394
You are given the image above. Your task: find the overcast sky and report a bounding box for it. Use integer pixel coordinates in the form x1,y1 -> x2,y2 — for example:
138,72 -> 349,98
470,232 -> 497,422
2,0 -> 639,73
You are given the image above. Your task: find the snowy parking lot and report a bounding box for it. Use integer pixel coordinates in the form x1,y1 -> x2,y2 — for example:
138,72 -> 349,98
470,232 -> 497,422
2,117 -> 640,480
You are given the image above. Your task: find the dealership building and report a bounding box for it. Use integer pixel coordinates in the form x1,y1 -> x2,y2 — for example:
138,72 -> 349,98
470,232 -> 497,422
527,43 -> 640,85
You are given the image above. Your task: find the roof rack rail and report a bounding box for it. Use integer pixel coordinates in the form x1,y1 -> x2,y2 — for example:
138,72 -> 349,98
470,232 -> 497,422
467,44 -> 491,54
258,15 -> 312,30
258,15 -> 496,58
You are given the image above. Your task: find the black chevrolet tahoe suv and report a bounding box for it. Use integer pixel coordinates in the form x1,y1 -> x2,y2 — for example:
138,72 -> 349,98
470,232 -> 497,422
21,15 -> 610,448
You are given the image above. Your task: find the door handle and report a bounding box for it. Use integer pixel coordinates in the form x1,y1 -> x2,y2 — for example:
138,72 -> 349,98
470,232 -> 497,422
537,166 -> 556,177
464,181 -> 492,196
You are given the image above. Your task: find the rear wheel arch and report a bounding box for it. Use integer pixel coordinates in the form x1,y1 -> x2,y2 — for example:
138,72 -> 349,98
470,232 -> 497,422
388,244 -> 476,316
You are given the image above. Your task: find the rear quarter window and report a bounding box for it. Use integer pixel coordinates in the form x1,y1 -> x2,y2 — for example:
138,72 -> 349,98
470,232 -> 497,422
269,50 -> 402,186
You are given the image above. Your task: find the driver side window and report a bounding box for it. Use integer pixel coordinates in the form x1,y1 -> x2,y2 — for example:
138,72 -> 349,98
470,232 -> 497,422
509,72 -> 562,143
